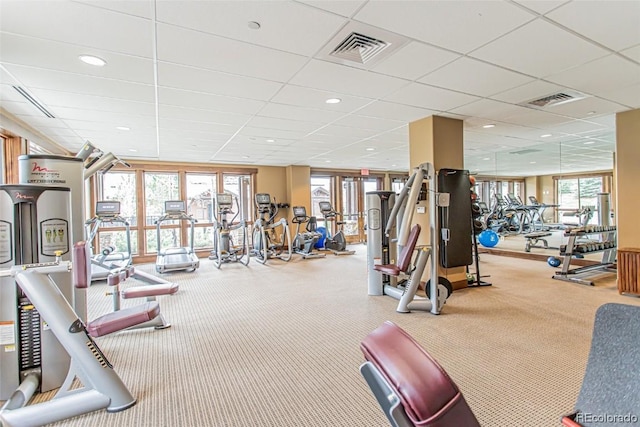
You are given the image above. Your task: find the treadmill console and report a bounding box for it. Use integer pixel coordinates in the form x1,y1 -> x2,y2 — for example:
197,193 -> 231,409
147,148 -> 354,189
96,201 -> 121,216
165,200 -> 186,214
216,193 -> 232,207
293,206 -> 307,218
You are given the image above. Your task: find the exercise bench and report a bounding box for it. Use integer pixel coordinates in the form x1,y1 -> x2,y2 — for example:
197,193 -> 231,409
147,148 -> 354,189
524,231 -> 556,252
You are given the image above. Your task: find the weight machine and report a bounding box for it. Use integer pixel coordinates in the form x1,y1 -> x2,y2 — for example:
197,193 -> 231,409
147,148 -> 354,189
209,193 -> 250,268
367,163 -> 452,315
251,193 -> 292,264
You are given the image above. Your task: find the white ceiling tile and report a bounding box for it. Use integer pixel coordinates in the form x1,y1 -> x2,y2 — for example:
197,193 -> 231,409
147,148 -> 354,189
598,83 -> 640,109
0,0 -> 153,57
490,79 -> 565,104
4,64 -> 155,102
246,116 -> 323,133
270,85 -> 373,112
450,99 -> 524,120
12,115 -> 69,129
258,103 -> 345,123
156,23 -> 307,83
289,59 -> 408,99
157,62 -> 282,101
159,105 -> 250,126
372,42 -> 461,81
309,124 -> 380,139
158,87 -> 265,115
354,1 -> 535,54
239,126 -> 311,140
29,89 -> 156,116
545,119 -> 607,136
0,100 -> 36,117
332,115 -> 405,132
0,33 -> 155,84
419,57 -> 535,97
620,45 -> 640,62
159,129 -> 232,144
470,19 -> 610,77
502,108 -> 571,128
354,101 -> 437,122
73,0 -> 154,19
156,1 -> 347,57
296,0 -> 366,17
512,1 -> 569,15
158,118 -> 239,134
52,106 -> 155,126
545,55 -> 640,96
384,83 -> 480,111
546,1 -> 640,51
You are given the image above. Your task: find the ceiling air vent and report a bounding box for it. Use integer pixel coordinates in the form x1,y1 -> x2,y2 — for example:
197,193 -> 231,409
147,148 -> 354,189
330,32 -> 390,65
13,86 -> 56,118
520,90 -> 587,109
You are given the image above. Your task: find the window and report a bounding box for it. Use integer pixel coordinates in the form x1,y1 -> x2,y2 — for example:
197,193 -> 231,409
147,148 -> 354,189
144,172 -> 179,253
311,176 -> 331,219
186,174 -> 216,250
557,176 -> 603,225
222,174 -> 252,248
99,171 -> 138,254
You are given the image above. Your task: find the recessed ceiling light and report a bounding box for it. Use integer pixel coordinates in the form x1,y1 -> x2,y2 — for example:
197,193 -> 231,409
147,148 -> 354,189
242,155 -> 250,159
540,134 -> 552,138
584,141 -> 595,145
482,124 -> 495,128
366,147 -> 375,151
128,149 -> 137,152
391,164 -> 397,167
325,98 -> 342,104
483,157 -> 490,161
266,139 -> 275,143
247,21 -> 261,30
325,160 -> 331,163
116,126 -> 130,131
79,55 -> 106,67
587,111 -> 596,115
530,161 -> 537,164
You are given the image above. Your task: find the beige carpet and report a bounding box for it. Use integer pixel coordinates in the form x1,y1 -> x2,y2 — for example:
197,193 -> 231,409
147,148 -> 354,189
35,246 -> 637,427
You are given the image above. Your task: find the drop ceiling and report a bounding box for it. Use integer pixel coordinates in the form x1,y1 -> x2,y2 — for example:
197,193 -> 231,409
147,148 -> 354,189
0,0 -> 638,177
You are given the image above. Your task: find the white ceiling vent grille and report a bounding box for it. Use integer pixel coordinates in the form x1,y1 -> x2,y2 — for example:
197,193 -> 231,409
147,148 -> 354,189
510,148 -> 542,155
330,32 -> 390,65
318,22 -> 408,69
520,90 -> 588,109
13,86 -> 56,118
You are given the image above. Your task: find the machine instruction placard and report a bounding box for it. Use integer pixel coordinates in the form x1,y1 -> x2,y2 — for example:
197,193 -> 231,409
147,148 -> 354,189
0,321 -> 15,345
40,218 -> 69,256
0,221 -> 12,264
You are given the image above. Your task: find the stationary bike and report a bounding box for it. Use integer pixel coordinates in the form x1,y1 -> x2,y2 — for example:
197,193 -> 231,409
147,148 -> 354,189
251,193 -> 292,264
291,206 -> 326,259
209,193 -> 250,268
318,201 -> 355,255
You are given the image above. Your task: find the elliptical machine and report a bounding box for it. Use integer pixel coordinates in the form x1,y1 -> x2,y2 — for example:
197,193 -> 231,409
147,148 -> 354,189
251,193 -> 292,264
318,201 -> 355,255
291,206 -> 326,259
209,193 -> 250,268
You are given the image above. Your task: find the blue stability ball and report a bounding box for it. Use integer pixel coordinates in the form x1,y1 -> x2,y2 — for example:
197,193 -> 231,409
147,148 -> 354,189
478,230 -> 499,248
547,256 -> 561,267
315,227 -> 327,249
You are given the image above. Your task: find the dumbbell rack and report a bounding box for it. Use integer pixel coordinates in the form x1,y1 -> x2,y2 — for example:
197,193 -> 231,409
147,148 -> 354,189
552,225 -> 617,286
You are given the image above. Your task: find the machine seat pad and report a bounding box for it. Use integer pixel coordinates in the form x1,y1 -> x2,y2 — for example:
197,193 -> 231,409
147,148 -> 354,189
373,264 -> 401,276
361,321 -> 480,427
122,283 -> 179,299
87,301 -> 160,337
524,232 -> 552,239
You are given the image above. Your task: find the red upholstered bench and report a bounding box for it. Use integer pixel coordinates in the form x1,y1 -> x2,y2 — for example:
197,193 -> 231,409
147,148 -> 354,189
360,321 -> 480,427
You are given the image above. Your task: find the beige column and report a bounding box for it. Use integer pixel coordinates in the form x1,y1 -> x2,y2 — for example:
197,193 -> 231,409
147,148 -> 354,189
615,109 -> 640,250
408,115 -> 466,289
285,165 -> 311,213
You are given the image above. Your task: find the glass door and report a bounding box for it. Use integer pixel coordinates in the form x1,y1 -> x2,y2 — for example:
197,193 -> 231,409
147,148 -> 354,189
340,176 -> 382,243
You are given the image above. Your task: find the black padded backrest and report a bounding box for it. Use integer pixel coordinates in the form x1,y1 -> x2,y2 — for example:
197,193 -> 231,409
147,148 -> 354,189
397,224 -> 421,272
573,303 -> 640,426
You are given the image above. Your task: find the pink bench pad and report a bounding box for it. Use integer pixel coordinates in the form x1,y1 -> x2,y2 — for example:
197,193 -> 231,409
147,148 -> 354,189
87,301 -> 160,337
122,283 -> 179,299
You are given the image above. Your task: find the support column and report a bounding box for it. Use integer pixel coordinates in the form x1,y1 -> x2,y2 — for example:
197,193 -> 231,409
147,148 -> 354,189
409,116 -> 467,289
285,165 -> 311,214
615,109 -> 640,250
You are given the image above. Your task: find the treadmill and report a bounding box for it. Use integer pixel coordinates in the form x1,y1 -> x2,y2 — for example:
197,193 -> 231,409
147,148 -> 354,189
85,200 -> 131,281
155,200 -> 200,273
